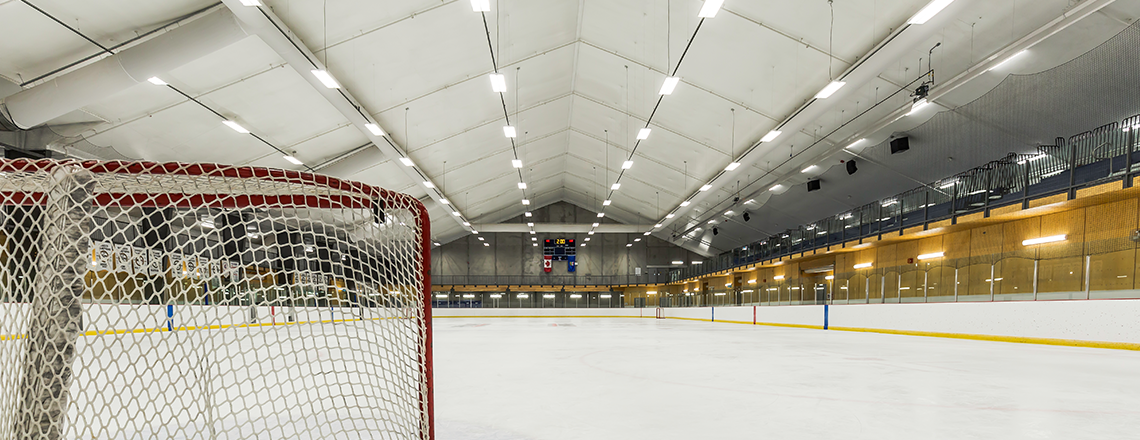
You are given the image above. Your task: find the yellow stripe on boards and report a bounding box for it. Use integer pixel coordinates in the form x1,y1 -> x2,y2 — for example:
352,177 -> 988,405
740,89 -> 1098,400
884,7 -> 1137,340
827,326 -> 1140,352
433,315 -> 648,319
1,316 -> 402,341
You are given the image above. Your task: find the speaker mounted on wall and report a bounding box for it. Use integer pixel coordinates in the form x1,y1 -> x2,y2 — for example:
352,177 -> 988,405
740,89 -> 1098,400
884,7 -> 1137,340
846,160 -> 858,175
807,180 -> 821,192
890,137 -> 910,154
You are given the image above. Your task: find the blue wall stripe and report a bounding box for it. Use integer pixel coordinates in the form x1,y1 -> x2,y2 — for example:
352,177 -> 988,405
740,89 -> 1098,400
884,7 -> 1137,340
166,305 -> 174,332
824,304 -> 829,330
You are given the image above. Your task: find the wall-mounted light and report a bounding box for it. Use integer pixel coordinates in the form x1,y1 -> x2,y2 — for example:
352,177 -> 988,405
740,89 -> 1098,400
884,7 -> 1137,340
774,275 -> 785,280
917,252 -> 945,260
853,262 -> 873,269
1022,235 -> 1066,246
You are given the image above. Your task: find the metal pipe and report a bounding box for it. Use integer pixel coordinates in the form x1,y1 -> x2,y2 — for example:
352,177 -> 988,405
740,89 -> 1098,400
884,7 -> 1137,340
1,9 -> 251,129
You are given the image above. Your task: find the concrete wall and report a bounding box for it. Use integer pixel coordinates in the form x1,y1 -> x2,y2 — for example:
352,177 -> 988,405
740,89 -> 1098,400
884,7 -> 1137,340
433,202 -> 701,280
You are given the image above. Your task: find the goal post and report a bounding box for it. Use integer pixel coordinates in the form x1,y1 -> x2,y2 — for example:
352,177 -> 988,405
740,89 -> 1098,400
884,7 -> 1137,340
0,159 -> 433,439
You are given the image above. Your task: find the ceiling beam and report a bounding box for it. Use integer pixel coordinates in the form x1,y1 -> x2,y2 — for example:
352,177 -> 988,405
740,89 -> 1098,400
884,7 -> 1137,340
472,224 -> 650,234
218,0 -> 469,234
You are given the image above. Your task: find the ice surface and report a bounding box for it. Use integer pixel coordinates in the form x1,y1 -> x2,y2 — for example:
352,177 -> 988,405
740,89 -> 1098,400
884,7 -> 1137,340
434,317 -> 1140,440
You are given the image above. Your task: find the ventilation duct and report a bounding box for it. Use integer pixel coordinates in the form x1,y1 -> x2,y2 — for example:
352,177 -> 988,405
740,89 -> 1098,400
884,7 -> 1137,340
0,9 -> 252,130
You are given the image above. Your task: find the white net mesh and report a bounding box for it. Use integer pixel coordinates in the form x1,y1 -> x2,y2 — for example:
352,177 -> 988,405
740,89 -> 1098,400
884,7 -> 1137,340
0,159 -> 432,440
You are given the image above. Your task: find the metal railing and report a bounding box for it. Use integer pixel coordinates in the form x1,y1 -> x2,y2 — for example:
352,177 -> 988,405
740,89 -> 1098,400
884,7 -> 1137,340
432,274 -> 670,286
672,115 -> 1140,283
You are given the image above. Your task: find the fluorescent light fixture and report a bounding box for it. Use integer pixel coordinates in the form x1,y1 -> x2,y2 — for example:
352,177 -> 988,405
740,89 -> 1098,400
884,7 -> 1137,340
517,293 -> 529,298
490,294 -> 503,298
698,0 -> 724,17
725,283 -> 732,287
463,221 -> 470,226
601,294 -> 612,298
908,98 -> 929,115
647,291 -> 657,295
477,237 -> 484,241
917,252 -> 945,260
311,69 -> 340,88
659,76 -> 681,95
200,220 -> 215,229
611,183 -> 621,190
814,81 -> 846,99
666,213 -> 674,218
470,0 -> 490,12
434,242 -> 442,246
357,124 -> 384,138
724,210 -> 734,215
770,184 -> 785,192
584,237 -> 590,241
525,212 -> 532,217
988,50 -> 1027,71
484,243 -> 490,247
543,294 -> 556,299
603,200 -> 611,206
435,294 -> 448,299
908,0 -> 955,24
699,184 -> 712,191
680,201 -> 690,206
283,155 -> 303,165
452,211 -> 461,216
592,223 -> 599,227
637,128 -> 652,140
146,77 -> 167,85
760,130 -> 782,143
532,237 -> 537,240
529,231 -> 535,235
825,275 -> 835,280
512,159 -> 523,168
622,160 -> 634,169
588,231 -> 595,235
399,157 -> 415,167
654,223 -> 662,228
725,162 -> 741,171
503,126 -> 517,138
672,261 -> 684,265
749,279 -> 757,284
774,275 -> 785,280
854,262 -> 873,269
801,165 -> 818,173
634,238 -> 641,242
570,294 -> 583,299
440,198 -> 450,205
489,73 -> 507,92
424,181 -> 435,188
845,139 -> 866,149
692,261 -> 702,265
528,222 -> 534,227
626,243 -> 633,247
1022,235 -> 1066,246
518,182 -> 527,189
521,199 -> 530,205
223,121 -> 250,134
240,0 -> 261,6
597,213 -> 605,218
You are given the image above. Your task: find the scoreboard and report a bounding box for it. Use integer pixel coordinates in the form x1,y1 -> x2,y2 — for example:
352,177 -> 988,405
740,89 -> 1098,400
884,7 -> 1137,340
543,238 -> 576,261
542,238 -> 577,273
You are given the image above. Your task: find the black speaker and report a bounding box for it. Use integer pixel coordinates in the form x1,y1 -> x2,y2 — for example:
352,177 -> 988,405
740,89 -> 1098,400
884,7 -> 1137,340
807,180 -> 821,192
743,212 -> 751,222
846,160 -> 858,175
890,137 -> 910,154
712,227 -> 719,236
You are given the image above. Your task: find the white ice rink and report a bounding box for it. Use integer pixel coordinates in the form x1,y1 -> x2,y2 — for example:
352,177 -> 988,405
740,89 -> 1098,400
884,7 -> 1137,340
434,317 -> 1140,440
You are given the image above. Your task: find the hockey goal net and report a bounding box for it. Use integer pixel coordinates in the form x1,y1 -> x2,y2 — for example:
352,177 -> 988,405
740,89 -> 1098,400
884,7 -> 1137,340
0,159 -> 432,439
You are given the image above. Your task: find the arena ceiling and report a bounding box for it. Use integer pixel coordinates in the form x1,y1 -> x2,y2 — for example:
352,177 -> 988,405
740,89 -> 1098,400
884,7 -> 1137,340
2,0 -> 1139,256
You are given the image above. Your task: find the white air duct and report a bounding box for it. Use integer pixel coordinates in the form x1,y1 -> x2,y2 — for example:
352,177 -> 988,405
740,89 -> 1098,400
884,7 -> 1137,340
0,9 -> 252,130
